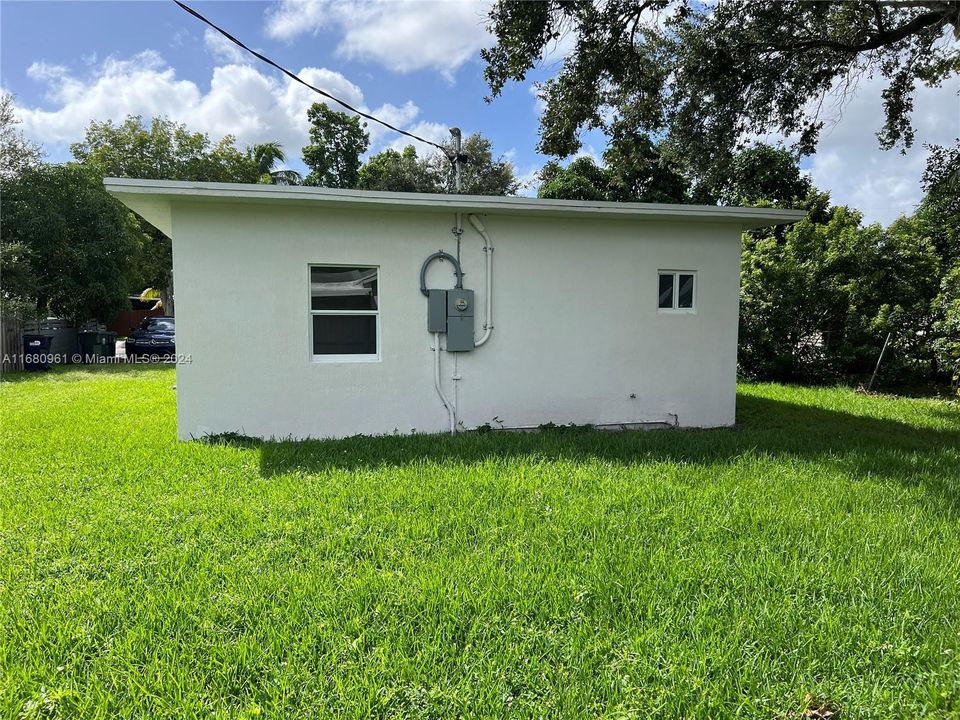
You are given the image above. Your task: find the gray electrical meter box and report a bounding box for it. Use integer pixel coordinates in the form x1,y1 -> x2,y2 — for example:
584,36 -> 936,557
446,289 -> 474,352
419,250 -> 474,352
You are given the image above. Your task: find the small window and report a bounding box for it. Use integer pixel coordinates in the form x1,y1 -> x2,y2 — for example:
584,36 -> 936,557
657,271 -> 696,312
310,266 -> 379,359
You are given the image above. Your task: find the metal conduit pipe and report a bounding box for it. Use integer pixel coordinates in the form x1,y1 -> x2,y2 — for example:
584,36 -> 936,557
419,251 -> 463,297
467,214 -> 494,346
433,332 -> 456,434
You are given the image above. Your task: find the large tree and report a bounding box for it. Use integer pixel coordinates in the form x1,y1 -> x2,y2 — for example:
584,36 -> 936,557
356,134 -> 518,196
302,104 -> 370,188
0,93 -> 44,322
0,92 -> 43,181
428,133 -> 519,195
482,1 -> 960,181
538,156 -> 614,201
71,115 -> 265,309
916,138 -> 960,267
72,116 -> 260,184
739,193 -> 942,383
537,134 -> 687,202
714,144 -> 813,208
357,146 -> 439,193
0,164 -> 142,323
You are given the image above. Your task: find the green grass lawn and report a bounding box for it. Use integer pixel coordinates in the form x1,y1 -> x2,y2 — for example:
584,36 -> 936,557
1,366 -> 959,719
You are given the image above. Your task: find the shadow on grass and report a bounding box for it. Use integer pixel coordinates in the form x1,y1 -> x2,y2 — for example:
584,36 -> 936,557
200,394 -> 960,514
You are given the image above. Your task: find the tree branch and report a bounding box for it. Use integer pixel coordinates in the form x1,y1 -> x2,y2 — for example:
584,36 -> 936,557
755,6 -> 953,55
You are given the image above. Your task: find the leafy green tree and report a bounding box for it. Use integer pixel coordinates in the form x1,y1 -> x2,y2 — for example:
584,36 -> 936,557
0,164 -> 142,323
932,262 -> 960,391
739,192 -> 942,383
916,139 -> 960,268
602,129 -> 687,203
71,115 -> 265,309
537,135 -> 687,203
357,145 -> 439,192
356,134 -> 518,196
250,142 -> 301,185
538,157 -> 611,201
72,116 -> 260,183
482,1 -> 959,178
302,104 -> 370,188
0,92 -> 43,181
0,240 -> 37,322
428,133 -> 518,195
713,144 -> 812,208
0,93 -> 44,321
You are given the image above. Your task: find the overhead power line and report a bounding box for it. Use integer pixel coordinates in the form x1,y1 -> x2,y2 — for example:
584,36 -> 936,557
173,0 -> 452,159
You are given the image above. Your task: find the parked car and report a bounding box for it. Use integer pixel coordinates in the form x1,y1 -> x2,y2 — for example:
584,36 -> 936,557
126,316 -> 175,361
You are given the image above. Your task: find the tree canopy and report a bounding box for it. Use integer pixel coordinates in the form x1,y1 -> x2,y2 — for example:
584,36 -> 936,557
302,103 -> 370,188
71,115 -> 260,183
715,144 -> 813,208
0,92 -> 43,181
482,1 -> 960,180
356,133 -> 518,196
0,164 -> 142,323
431,133 -> 519,196
537,133 -> 687,203
357,146 -> 438,193
537,141 -> 805,206
70,115 -> 274,302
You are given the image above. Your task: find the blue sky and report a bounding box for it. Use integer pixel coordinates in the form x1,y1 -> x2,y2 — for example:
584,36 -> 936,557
2,0 -> 958,224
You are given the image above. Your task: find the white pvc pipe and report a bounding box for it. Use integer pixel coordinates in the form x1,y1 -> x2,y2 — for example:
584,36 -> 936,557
468,214 -> 494,347
433,332 -> 456,434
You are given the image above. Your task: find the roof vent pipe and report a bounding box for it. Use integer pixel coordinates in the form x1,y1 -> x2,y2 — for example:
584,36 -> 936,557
449,127 -> 463,194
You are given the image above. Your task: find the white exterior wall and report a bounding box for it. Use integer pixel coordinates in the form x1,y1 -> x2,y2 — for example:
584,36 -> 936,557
170,200 -> 741,440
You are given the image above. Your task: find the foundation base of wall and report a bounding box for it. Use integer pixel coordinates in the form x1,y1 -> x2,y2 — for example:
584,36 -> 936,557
482,421 -> 676,433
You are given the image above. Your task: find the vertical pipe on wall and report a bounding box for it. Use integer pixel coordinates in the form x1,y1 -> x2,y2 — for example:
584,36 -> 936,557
468,214 -> 494,347
433,332 -> 456,434
454,213 -> 463,264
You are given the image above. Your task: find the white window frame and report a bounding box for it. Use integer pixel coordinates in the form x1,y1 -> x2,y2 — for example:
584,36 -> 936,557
309,264 -> 381,363
657,270 -> 697,314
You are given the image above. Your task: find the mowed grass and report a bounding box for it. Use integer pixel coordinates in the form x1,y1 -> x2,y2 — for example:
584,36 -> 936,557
1,367 -> 959,719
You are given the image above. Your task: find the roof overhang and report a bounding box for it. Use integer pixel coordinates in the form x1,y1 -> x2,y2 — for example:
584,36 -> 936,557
104,178 -> 807,238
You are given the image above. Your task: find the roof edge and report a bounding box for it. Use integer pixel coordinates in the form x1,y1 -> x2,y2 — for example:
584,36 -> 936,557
104,178 -> 807,230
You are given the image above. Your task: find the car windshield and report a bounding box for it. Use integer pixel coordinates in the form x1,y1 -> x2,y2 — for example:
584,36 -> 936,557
142,319 -> 174,332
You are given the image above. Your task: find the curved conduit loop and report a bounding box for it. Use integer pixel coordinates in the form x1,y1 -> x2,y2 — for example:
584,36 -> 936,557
419,251 -> 464,297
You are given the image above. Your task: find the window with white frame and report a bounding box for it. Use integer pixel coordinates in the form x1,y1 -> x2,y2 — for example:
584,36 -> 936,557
658,271 -> 696,312
310,266 -> 379,358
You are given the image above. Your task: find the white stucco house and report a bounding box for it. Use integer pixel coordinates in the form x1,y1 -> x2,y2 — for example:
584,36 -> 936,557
106,179 -> 804,440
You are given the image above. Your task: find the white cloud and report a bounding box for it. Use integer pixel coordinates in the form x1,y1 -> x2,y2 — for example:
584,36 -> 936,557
26,61 -> 71,83
203,28 -> 249,65
11,50 -> 436,167
264,0 -> 492,80
804,74 -> 960,225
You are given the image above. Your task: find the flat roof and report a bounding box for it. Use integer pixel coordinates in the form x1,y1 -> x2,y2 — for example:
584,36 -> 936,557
104,178 -> 807,237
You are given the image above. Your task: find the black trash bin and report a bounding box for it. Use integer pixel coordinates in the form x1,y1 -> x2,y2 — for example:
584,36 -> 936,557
23,334 -> 54,371
77,330 -> 118,361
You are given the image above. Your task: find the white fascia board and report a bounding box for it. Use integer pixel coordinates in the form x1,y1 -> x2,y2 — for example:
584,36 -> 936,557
104,177 -> 807,235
